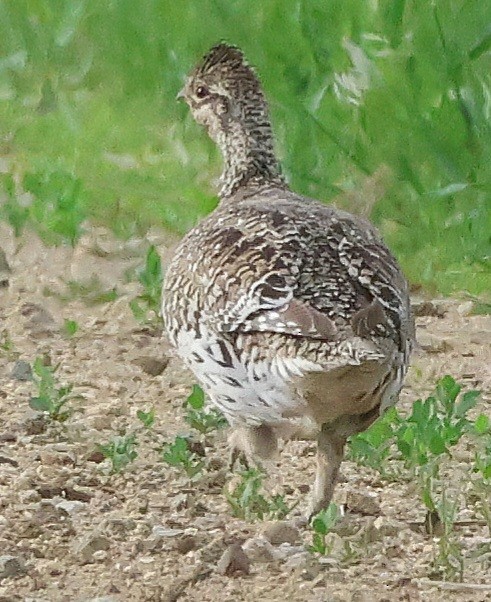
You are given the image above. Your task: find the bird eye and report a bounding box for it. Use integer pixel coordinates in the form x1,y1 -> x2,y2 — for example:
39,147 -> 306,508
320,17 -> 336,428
196,85 -> 209,99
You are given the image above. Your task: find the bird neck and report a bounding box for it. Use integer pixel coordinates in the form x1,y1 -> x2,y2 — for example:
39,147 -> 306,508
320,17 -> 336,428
217,114 -> 286,200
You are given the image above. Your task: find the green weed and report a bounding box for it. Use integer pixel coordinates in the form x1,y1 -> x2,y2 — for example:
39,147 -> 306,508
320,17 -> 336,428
0,330 -> 15,358
225,468 -> 296,521
350,375 -> 486,581
161,435 -> 205,479
129,245 -> 163,324
63,319 -> 79,337
348,406 -> 401,478
396,376 -> 479,470
183,384 -> 227,435
473,414 -> 491,480
136,408 -> 156,429
98,434 -> 139,474
0,174 -> 29,237
309,503 -> 340,555
45,277 -> 119,305
471,415 -> 491,533
350,376 -> 479,480
28,357 -> 76,422
427,487 -> 465,582
0,170 -> 86,245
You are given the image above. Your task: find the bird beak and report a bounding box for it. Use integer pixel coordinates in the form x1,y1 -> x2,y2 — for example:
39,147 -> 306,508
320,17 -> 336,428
176,87 -> 186,102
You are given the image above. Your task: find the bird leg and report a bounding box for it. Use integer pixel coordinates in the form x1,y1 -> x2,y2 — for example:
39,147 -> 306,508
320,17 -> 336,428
228,424 -> 278,471
307,424 -> 346,519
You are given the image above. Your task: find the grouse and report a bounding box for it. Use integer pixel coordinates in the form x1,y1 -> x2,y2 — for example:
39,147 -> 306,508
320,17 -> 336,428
162,43 -> 414,517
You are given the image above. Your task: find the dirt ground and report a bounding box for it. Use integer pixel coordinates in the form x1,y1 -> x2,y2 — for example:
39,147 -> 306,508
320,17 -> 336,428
0,222 -> 490,602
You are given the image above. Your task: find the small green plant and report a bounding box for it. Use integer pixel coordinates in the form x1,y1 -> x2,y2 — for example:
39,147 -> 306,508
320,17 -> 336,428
183,384 -> 227,435
45,277 -> 118,305
137,408 -> 155,428
473,414 -> 491,480
225,468 -> 296,521
309,503 -> 340,555
25,170 -> 86,245
63,319 -> 79,337
161,435 -> 205,479
348,407 -> 400,477
395,377 -> 479,524
427,486 -> 465,582
396,376 -> 479,471
349,375 -> 483,578
29,357 -> 76,422
66,278 -> 118,305
0,170 -> 86,245
0,329 -> 16,359
471,415 -> 491,533
0,174 -> 30,237
98,434 -> 139,473
129,245 -> 163,324
350,376 -> 480,506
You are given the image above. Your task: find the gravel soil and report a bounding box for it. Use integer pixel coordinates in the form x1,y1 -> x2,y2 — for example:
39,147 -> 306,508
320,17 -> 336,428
0,223 -> 490,602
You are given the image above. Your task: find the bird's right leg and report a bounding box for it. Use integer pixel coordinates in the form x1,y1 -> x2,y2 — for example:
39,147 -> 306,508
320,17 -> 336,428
307,424 -> 346,520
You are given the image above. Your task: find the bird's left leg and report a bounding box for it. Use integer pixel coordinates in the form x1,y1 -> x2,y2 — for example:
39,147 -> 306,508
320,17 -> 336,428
228,424 -> 278,471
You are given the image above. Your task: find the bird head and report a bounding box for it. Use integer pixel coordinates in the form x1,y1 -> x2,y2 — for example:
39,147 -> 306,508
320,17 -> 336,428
177,43 -> 267,143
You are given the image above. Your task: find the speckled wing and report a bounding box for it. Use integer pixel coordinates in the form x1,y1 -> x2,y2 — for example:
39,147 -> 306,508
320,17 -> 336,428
192,193 -> 413,353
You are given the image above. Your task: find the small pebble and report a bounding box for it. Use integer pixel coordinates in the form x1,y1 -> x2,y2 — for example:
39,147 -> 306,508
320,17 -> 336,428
132,356 -> 169,376
262,521 -> 301,546
0,555 -> 27,579
243,536 -> 277,563
71,531 -> 111,563
56,500 -> 87,515
10,360 -> 33,381
216,543 -> 250,576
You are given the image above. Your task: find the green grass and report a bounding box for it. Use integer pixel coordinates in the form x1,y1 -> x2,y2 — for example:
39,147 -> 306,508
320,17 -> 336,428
0,0 -> 490,295
29,357 -> 77,422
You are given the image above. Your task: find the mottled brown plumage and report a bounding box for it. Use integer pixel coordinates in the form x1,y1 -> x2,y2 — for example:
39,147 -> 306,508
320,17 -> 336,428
162,43 -> 414,517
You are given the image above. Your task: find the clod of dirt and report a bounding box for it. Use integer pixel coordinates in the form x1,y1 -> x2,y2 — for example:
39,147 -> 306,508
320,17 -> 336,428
10,360 -> 32,382
71,531 -> 111,563
216,543 -> 251,576
34,501 -> 70,526
20,302 -> 57,337
345,490 -> 381,515
262,521 -> 301,546
242,536 -> 277,563
174,535 -> 198,555
0,431 -> 17,443
412,300 -> 447,318
283,550 -> 321,579
418,332 -> 453,354
364,517 -> 406,542
35,484 -> 92,503
456,301 -> 475,316
144,526 -> 185,553
350,590 -> 380,602
132,356 -> 169,376
86,450 -> 106,463
0,555 -> 27,579
0,454 -> 18,467
22,410 -> 48,435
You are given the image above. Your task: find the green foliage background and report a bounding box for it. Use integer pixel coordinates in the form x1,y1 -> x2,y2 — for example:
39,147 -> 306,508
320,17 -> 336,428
0,0 -> 490,294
